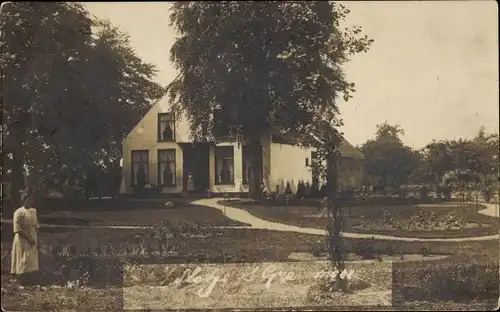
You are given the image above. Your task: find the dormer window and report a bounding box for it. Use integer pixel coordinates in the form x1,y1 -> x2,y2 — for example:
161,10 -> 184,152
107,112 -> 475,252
158,113 -> 175,141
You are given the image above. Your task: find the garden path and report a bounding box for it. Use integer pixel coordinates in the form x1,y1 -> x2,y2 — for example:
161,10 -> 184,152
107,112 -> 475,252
192,198 -> 500,242
1,199 -> 498,242
416,202 -> 499,218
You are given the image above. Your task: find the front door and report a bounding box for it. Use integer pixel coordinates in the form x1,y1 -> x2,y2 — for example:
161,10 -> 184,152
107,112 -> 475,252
182,144 -> 210,193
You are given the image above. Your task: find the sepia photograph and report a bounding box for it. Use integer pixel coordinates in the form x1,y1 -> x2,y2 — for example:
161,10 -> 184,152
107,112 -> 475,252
1,1 -> 499,311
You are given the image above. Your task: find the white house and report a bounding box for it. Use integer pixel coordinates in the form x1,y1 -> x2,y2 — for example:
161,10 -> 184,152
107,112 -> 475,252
119,96 -> 364,195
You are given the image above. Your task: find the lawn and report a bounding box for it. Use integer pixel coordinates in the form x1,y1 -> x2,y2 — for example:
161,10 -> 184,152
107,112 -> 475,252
221,200 -> 500,238
1,221 -> 499,311
3,198 -> 249,227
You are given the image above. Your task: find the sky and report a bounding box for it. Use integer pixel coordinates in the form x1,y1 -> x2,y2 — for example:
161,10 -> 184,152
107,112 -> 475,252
84,1 -> 499,149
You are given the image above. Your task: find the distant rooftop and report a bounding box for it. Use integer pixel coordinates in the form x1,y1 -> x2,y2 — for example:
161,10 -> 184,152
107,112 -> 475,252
271,127 -> 364,160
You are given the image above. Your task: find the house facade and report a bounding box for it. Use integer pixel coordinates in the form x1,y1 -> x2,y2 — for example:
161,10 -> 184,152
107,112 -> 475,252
119,96 -> 364,195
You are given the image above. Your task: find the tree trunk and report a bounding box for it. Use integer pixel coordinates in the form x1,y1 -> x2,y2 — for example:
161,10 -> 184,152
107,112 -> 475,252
10,146 -> 25,205
248,138 -> 262,200
326,152 -> 347,292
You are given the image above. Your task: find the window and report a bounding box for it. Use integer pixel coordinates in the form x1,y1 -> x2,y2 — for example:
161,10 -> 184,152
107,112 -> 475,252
305,158 -> 309,167
242,145 -> 263,184
215,146 -> 234,184
131,150 -> 149,186
158,149 -> 176,186
158,113 -> 175,141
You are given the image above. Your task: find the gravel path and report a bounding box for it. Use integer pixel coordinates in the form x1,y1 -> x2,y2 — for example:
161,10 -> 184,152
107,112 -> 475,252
193,198 -> 500,242
1,198 -> 498,242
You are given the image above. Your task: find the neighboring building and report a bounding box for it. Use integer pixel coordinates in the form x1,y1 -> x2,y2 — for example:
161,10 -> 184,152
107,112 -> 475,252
119,96 -> 364,195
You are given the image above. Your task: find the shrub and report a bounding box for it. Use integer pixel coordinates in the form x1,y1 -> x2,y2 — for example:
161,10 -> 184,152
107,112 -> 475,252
310,180 -> 320,198
284,182 -> 292,196
304,182 -> 311,198
296,181 -> 306,198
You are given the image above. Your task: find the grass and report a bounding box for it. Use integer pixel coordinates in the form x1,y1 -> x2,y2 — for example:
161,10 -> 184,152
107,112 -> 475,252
1,196 -> 499,311
2,198 -> 249,227
1,222 -> 499,311
221,200 -> 499,238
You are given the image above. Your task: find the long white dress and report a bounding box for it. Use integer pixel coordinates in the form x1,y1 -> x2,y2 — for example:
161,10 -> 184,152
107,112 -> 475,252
11,206 -> 39,275
187,174 -> 195,192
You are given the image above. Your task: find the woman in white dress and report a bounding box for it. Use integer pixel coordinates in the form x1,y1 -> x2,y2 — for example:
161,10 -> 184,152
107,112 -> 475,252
187,172 -> 195,193
11,193 -> 40,286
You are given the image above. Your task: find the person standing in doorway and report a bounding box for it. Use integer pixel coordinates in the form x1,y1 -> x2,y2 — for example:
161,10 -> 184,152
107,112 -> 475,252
187,172 -> 195,193
11,191 -> 40,286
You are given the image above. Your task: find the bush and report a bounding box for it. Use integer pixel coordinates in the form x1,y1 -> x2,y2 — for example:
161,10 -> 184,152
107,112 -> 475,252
310,180 -> 320,198
296,181 -> 306,198
304,182 -> 311,198
284,182 -> 292,196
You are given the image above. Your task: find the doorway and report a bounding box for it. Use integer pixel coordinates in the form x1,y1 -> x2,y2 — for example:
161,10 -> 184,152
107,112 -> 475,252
181,143 -> 210,193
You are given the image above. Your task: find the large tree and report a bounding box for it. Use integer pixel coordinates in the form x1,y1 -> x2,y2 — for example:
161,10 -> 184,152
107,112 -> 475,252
360,122 -> 421,193
1,2 -> 164,201
167,1 -> 372,198
408,126 -> 498,201
449,128 -> 499,201
168,2 -> 372,292
471,127 -> 498,187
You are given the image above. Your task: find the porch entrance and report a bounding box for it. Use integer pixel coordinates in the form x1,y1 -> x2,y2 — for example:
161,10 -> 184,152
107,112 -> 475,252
180,143 -> 210,193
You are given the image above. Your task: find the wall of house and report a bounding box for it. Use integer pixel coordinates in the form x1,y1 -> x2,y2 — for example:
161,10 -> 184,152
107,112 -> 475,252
269,143 -> 315,194
120,95 -> 273,195
119,94 -> 364,195
337,157 -> 365,190
267,143 -> 365,194
120,96 -> 190,194
209,134 -> 272,194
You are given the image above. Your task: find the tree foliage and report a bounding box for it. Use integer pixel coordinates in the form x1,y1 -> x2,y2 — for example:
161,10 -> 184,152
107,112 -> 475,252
360,122 -> 421,192
168,2 -> 373,292
167,1 -> 372,197
1,2 -> 164,201
360,123 -> 498,201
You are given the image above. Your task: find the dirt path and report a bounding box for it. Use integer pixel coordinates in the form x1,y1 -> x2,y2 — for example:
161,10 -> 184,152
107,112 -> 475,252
416,201 -> 499,218
193,198 -> 500,242
476,202 -> 499,218
1,198 -> 498,242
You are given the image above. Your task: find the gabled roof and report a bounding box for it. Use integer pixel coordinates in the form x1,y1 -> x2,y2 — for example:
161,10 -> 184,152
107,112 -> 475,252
271,126 -> 364,160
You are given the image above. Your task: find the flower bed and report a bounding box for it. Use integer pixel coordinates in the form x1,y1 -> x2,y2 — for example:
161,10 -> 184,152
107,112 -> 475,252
352,210 -> 486,232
